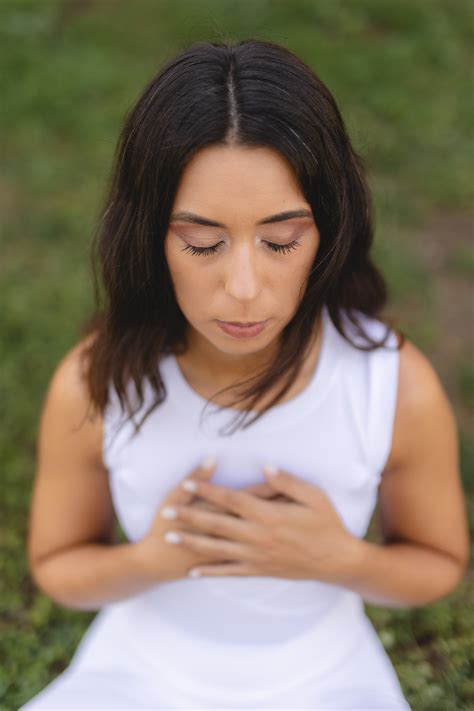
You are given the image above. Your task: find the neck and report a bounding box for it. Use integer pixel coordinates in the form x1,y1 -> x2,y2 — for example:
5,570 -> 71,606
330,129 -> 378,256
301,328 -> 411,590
179,313 -> 323,390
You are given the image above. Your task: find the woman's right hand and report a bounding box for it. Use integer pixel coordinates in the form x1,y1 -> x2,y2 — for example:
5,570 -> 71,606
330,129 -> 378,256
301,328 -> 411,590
134,459 -> 226,583
134,460 -> 292,583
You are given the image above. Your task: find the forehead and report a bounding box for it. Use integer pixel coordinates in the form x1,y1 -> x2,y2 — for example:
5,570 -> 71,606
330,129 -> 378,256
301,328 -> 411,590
172,144 -> 306,226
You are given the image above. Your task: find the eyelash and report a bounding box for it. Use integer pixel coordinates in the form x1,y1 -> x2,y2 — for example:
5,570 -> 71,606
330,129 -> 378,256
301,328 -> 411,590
181,239 -> 302,257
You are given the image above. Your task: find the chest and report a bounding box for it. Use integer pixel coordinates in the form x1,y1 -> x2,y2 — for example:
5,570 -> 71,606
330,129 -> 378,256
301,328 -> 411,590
104,386 -> 381,546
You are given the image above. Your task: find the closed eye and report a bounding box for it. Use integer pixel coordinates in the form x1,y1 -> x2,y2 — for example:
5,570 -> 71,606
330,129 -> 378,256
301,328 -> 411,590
181,239 -> 302,257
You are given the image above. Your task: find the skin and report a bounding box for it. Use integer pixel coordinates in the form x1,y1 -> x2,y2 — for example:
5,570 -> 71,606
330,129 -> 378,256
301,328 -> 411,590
164,143 -> 321,399
161,338 -> 470,607
160,143 -> 469,600
27,143 -> 469,611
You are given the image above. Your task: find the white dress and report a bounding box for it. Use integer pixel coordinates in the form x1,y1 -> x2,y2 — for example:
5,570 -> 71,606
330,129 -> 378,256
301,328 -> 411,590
20,305 -> 412,710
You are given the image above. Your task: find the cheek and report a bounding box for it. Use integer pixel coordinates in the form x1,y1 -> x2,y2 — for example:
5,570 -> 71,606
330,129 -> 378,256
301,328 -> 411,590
172,267 -> 210,315
284,256 -> 316,303
166,243 -> 207,316
286,252 -> 312,280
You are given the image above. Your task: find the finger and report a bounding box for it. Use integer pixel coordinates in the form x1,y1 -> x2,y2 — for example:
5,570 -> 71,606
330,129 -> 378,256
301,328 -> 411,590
168,457 -> 217,507
188,562 -> 253,578
241,483 -> 292,505
241,482 -> 279,498
192,498 -> 239,516
183,479 -> 269,520
173,504 -> 257,543
165,530 -> 249,560
192,484 -> 285,514
263,466 -> 322,508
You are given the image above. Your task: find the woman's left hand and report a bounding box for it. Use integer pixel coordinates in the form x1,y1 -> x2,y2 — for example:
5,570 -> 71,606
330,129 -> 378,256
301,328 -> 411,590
161,466 -> 363,584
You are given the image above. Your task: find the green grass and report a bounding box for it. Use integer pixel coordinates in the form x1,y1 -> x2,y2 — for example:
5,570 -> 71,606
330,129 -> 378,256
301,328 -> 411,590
458,360 -> 474,411
446,244 -> 474,277
1,1 -> 473,708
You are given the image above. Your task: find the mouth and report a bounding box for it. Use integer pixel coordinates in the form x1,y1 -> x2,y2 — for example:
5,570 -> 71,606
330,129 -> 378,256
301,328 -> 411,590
218,320 -> 266,326
216,319 -> 269,339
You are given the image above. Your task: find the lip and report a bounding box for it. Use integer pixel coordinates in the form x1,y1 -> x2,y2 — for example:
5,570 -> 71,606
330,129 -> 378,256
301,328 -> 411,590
216,320 -> 269,339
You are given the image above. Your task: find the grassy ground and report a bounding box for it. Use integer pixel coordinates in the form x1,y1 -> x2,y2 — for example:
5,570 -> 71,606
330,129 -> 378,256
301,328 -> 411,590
1,1 -> 473,708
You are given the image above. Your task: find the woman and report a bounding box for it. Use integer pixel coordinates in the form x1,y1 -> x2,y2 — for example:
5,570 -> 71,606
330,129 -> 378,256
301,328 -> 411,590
21,38 -> 468,709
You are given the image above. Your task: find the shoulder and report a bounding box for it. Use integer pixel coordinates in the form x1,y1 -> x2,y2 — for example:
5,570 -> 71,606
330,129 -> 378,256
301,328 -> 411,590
44,332 -> 105,468
55,331 -> 96,375
376,336 -> 469,572
49,333 -> 97,417
384,335 -> 457,473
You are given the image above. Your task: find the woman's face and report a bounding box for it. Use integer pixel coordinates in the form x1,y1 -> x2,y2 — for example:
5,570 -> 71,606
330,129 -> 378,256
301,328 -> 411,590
164,144 -> 320,369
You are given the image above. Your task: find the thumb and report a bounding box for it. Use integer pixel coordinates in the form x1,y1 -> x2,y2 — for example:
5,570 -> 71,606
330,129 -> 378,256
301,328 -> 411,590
168,456 -> 217,506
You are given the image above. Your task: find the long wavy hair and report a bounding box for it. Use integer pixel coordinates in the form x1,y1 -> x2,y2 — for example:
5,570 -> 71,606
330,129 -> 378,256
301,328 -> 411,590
78,37 -> 405,438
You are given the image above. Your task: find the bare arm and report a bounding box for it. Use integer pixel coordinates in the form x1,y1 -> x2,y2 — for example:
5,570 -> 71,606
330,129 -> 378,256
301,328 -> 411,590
28,339 -> 256,609
341,538 -> 465,609
27,338 -> 156,610
340,339 -> 470,608
32,542 -> 158,611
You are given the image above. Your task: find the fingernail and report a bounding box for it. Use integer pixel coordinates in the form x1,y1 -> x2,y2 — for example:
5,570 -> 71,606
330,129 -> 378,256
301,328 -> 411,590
164,531 -> 182,544
263,464 -> 279,477
188,569 -> 201,578
201,455 -> 216,470
182,479 -> 198,492
161,506 -> 177,519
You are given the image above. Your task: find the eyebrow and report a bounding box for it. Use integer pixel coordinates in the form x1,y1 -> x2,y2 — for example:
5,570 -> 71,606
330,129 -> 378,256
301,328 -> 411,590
169,208 -> 313,227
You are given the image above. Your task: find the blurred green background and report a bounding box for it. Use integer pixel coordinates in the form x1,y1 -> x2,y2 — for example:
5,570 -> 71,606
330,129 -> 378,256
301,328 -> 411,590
1,1 -> 473,709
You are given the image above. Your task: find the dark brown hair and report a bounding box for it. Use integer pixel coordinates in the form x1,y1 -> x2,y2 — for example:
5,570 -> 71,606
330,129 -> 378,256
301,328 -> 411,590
78,38 -> 405,438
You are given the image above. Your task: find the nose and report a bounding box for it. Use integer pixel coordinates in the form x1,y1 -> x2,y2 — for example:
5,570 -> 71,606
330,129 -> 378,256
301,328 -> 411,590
223,243 -> 262,303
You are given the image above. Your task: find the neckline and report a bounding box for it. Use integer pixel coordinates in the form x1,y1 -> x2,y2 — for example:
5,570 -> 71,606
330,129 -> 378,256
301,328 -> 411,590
163,304 -> 342,435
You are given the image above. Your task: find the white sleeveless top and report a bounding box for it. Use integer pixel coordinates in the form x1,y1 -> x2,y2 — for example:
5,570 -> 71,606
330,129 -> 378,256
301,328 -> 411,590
21,305 -> 411,710
87,305 -> 402,701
